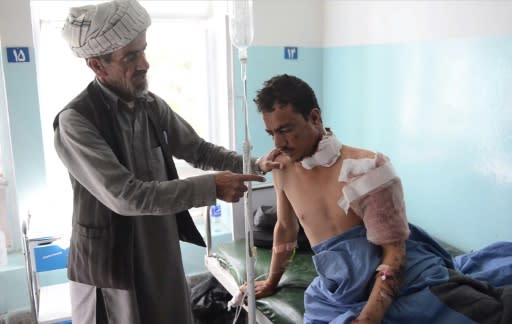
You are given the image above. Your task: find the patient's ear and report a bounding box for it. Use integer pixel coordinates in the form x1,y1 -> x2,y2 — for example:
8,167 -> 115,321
86,58 -> 108,78
309,108 -> 323,126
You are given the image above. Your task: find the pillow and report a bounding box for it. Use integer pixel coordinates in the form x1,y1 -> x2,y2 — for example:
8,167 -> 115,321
254,205 -> 277,228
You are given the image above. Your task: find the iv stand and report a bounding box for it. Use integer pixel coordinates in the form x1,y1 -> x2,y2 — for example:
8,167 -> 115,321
239,47 -> 256,324
228,1 -> 256,322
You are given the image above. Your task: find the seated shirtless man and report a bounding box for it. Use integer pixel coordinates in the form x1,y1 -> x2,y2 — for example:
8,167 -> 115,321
246,74 -> 512,324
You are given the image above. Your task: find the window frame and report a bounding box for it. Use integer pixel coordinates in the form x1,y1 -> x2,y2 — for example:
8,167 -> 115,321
29,0 -> 234,238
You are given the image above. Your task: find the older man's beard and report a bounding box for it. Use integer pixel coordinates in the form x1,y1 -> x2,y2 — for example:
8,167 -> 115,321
130,70 -> 149,98
111,77 -> 148,101
133,79 -> 148,98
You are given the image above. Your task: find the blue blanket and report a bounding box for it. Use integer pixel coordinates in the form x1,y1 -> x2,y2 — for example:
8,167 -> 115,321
304,224 -> 512,324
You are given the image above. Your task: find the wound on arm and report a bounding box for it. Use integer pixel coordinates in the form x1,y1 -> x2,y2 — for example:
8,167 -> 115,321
337,153 -> 410,245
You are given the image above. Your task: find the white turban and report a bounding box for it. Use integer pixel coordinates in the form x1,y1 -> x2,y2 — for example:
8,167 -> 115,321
62,0 -> 151,58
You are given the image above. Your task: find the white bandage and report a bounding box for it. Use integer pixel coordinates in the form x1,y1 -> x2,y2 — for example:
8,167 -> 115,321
272,241 -> 297,254
227,290 -> 245,311
338,154 -> 396,213
301,134 -> 342,170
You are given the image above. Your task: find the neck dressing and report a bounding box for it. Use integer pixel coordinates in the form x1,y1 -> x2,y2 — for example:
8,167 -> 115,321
301,133 -> 342,169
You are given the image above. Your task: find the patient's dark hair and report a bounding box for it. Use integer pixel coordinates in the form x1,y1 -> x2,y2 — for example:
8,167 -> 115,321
253,74 -> 320,120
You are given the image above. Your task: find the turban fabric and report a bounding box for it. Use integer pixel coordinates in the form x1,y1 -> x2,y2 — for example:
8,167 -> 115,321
62,0 -> 151,58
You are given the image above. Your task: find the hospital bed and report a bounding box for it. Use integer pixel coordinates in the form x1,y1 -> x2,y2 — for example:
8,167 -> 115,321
204,184 -> 314,324
204,184 -> 465,324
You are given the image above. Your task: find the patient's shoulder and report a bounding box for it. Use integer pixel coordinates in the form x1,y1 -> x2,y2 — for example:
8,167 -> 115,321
341,144 -> 375,160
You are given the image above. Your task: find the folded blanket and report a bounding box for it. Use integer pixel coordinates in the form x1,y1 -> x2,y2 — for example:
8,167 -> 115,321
304,224 -> 512,324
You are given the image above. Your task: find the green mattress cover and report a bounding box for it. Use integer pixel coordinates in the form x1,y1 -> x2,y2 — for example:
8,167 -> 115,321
214,240 -> 315,324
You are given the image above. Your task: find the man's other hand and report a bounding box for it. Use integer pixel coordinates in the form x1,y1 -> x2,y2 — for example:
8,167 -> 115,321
257,148 -> 283,174
240,280 -> 277,299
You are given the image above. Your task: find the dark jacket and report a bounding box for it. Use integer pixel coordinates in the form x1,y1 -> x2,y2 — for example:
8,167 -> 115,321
53,81 -> 205,289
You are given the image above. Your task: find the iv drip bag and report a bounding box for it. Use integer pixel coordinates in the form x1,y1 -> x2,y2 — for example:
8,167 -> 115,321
228,0 -> 254,49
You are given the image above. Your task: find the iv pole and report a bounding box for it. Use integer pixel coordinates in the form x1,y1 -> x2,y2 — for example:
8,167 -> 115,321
228,1 -> 256,323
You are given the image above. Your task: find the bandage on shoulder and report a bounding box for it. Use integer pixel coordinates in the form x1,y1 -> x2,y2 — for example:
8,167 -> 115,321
338,153 -> 410,245
272,241 -> 297,254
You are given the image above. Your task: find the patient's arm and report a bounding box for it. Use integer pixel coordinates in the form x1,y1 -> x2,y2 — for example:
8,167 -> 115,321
340,155 -> 409,322
354,240 -> 406,324
251,187 -> 299,298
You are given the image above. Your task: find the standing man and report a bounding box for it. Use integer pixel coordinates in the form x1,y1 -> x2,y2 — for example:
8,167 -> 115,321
248,74 -> 512,323
55,1 -> 275,323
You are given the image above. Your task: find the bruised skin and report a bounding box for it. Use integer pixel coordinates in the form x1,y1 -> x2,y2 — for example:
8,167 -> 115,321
356,241 -> 406,323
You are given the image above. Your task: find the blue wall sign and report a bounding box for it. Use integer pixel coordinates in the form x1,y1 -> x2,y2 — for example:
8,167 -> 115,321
284,47 -> 298,60
6,47 -> 30,63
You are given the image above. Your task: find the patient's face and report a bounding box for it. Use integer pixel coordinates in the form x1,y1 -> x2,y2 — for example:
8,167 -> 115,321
263,104 -> 323,162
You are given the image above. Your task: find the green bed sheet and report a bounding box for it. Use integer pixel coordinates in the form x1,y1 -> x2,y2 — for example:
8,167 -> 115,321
214,240 -> 315,324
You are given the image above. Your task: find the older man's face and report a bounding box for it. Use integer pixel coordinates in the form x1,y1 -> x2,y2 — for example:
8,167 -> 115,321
100,32 -> 150,101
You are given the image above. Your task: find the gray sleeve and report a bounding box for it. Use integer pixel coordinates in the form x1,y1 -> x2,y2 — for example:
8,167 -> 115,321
155,97 -> 259,173
54,109 -> 217,216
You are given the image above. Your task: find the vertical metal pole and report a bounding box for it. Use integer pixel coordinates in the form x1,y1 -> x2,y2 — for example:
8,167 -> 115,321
240,54 -> 256,324
228,0 -> 255,320
22,218 -> 38,323
205,205 -> 212,257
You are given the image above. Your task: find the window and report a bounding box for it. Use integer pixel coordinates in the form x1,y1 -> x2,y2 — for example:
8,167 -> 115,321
31,1 -> 232,234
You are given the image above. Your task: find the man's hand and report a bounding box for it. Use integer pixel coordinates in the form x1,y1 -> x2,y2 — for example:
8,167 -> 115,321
257,148 -> 283,173
214,172 -> 265,202
240,280 -> 277,299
